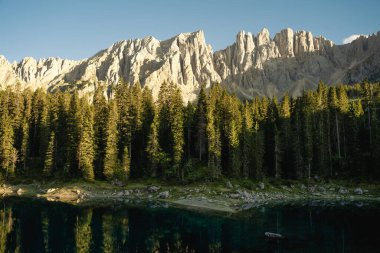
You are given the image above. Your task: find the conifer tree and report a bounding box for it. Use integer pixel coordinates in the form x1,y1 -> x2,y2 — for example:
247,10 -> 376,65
121,146 -> 130,180
241,102 -> 253,179
264,97 -> 280,178
370,92 -> 380,177
206,84 -> 222,178
337,85 -> 349,114
30,89 -> 49,168
18,91 -> 32,173
156,82 -> 184,178
252,121 -> 265,179
129,83 -> 143,177
328,87 -> 341,165
315,82 -> 330,177
93,86 -> 108,179
251,98 -> 265,179
184,102 -> 195,160
103,100 -> 119,180
146,114 -> 161,177
169,83 -> 184,176
67,92 -> 81,175
194,84 -> 208,161
141,87 -> 155,172
301,92 -> 314,179
77,102 -> 95,180
19,120 -> 30,173
157,82 -> 171,156
0,110 -> 17,178
115,80 -> 131,166
224,96 -> 242,177
346,100 -> 364,176
337,85 -> 349,161
290,98 -> 304,179
55,92 -> 70,174
1,80 -> 380,183
43,132 -> 56,176
279,94 -> 292,178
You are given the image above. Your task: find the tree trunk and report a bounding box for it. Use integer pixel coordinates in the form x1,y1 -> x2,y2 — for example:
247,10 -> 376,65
335,112 -> 341,158
327,112 -> 333,176
187,126 -> 190,159
343,123 -> 347,160
199,134 -> 202,161
368,103 -> 372,146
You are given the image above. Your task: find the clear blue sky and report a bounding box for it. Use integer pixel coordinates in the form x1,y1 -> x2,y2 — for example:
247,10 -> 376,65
1,0 -> 379,62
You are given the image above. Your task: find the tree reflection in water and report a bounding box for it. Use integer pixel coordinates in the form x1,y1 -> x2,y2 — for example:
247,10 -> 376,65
0,198 -> 379,253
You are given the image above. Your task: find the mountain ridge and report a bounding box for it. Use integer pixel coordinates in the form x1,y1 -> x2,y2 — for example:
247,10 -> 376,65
1,28 -> 379,101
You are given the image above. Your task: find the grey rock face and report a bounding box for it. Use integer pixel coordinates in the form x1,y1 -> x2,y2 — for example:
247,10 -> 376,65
1,28 -> 379,101
215,28 -> 380,99
274,28 -> 294,57
0,31 -> 221,102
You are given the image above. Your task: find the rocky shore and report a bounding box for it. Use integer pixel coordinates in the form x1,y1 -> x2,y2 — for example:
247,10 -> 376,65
1,180 -> 379,213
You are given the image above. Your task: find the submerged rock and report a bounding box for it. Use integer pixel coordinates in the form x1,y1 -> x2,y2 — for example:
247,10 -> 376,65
339,187 -> 348,194
265,232 -> 284,239
354,188 -> 363,195
147,185 -> 160,193
229,193 -> 241,199
158,191 -> 169,199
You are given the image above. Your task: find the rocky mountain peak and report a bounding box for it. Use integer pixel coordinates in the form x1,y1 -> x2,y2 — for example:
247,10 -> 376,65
256,28 -> 271,46
274,28 -> 294,57
0,28 -> 379,101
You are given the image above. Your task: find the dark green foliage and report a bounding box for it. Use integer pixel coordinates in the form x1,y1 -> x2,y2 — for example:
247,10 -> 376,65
29,89 -> 49,169
156,82 -> 184,178
146,113 -> 161,177
0,97 -> 17,178
43,131 -> 56,176
121,145 -> 130,180
103,100 -> 119,180
77,100 -> 95,180
206,84 -> 222,178
141,87 -> 155,172
93,86 -> 108,179
194,84 -> 208,161
241,102 -> 253,179
1,81 -> 380,182
66,92 -> 81,175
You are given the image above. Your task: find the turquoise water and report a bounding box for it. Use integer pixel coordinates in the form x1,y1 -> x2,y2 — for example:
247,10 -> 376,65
0,197 -> 379,252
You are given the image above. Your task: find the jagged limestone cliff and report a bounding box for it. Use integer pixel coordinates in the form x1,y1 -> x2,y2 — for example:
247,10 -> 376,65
1,28 -> 379,101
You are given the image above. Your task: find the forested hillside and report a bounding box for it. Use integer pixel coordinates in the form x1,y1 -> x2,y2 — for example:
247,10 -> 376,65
0,81 -> 379,182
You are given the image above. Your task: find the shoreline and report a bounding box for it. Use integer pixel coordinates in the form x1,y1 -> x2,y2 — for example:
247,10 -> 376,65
1,180 -> 380,213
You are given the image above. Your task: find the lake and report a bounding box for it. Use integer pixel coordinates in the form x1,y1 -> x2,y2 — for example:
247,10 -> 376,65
0,197 -> 379,252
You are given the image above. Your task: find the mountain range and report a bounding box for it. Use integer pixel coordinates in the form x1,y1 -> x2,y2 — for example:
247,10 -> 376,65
1,28 -> 379,101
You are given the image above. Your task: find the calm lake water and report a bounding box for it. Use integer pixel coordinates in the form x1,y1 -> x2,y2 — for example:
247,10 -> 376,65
0,197 -> 379,253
